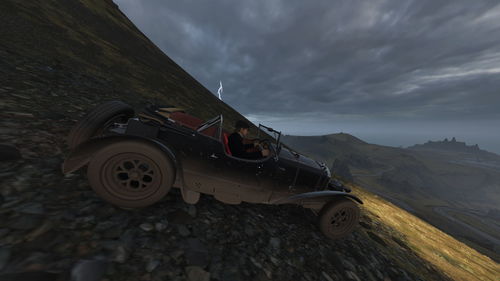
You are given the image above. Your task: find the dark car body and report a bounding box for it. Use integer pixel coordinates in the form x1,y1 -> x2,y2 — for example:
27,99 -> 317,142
63,110 -> 362,211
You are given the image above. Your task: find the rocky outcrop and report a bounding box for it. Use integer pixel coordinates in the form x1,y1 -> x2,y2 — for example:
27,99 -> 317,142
407,138 -> 483,154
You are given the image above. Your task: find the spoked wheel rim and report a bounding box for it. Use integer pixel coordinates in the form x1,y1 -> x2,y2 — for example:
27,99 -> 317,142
101,152 -> 163,201
327,206 -> 357,235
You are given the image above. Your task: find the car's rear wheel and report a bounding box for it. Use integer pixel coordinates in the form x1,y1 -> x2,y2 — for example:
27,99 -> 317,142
68,101 -> 134,150
319,198 -> 360,240
87,140 -> 174,208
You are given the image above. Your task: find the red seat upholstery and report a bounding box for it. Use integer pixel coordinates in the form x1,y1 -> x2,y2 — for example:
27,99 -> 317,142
170,112 -> 218,137
170,112 -> 204,129
199,127 -> 217,138
222,132 -> 232,155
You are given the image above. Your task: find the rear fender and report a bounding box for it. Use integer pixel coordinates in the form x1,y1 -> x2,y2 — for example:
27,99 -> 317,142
271,190 -> 363,209
62,135 -> 199,203
61,135 -> 178,175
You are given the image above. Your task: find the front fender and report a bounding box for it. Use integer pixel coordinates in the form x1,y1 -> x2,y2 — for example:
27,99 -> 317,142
271,190 -> 363,205
61,135 -> 178,175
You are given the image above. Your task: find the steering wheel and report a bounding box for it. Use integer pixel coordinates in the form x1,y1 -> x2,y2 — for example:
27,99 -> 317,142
256,139 -> 271,150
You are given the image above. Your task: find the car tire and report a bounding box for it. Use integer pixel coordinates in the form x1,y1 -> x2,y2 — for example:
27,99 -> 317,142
68,101 -> 134,150
87,140 -> 175,208
319,197 -> 360,240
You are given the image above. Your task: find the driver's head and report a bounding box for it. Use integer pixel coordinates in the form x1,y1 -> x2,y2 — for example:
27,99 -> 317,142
235,120 -> 250,136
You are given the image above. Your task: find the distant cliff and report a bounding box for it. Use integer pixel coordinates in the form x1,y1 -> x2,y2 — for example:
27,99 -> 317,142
407,137 -> 482,154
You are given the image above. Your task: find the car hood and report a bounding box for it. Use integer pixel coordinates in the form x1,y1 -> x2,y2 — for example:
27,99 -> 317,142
278,146 -> 323,171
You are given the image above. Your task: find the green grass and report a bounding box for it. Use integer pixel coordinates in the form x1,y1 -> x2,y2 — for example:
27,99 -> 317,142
351,184 -> 500,281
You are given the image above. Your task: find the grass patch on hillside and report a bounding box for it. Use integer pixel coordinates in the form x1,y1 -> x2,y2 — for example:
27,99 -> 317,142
350,184 -> 500,281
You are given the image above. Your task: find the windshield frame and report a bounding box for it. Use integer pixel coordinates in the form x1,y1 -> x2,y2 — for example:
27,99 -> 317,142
196,115 -> 222,139
257,123 -> 282,154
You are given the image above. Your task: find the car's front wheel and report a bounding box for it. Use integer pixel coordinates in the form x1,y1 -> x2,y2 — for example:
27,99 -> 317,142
87,140 -> 174,208
319,198 -> 360,240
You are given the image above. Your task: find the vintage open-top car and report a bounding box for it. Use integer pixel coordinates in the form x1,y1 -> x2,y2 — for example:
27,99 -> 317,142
62,101 -> 363,239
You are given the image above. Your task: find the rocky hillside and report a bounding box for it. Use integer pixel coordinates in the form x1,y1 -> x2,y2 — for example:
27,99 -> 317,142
0,158 -> 498,281
0,0 -> 498,281
0,0 -> 251,133
0,159 -> 457,281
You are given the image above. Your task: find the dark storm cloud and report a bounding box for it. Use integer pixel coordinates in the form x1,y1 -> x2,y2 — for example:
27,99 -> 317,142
114,0 -> 500,151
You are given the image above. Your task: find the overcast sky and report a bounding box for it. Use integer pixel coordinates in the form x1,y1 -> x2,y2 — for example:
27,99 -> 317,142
114,0 -> 500,154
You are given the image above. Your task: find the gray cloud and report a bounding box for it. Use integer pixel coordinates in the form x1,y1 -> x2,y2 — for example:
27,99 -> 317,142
114,0 -> 500,152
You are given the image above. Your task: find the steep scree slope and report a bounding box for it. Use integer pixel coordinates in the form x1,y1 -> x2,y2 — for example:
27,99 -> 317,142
0,1 -> 498,281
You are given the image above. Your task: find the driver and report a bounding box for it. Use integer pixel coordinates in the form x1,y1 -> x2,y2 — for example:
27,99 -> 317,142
228,120 -> 270,159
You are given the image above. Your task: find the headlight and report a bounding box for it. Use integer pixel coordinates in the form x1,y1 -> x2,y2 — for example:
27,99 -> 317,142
324,166 -> 331,178
317,161 -> 331,178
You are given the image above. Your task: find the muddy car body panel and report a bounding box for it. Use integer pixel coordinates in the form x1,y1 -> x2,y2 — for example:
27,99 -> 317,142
62,101 -> 363,239
63,113 -> 362,208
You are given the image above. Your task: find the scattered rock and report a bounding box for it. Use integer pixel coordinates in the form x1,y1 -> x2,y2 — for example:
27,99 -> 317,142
139,223 -> 154,232
25,220 -> 53,241
0,271 -> 61,281
342,259 -> 356,272
0,247 -> 11,271
269,256 -> 280,266
1,198 -> 24,209
359,221 -> 371,229
9,215 -> 42,230
145,259 -> 161,272
71,259 -> 108,281
112,245 -> 130,263
185,266 -> 210,281
155,222 -> 167,232
102,227 -> 123,239
170,250 -> 184,261
187,205 -> 197,217
0,144 -> 21,161
244,225 -> 254,236
269,237 -> 281,249
178,225 -> 190,237
15,202 -> 45,215
392,236 -> 410,251
183,238 -> 209,267
367,231 -> 387,247
0,228 -> 10,238
375,270 -> 385,280
95,221 -> 116,232
321,271 -> 334,281
345,270 -> 361,281
167,209 -> 194,224
119,229 -> 137,249
40,111 -> 66,120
